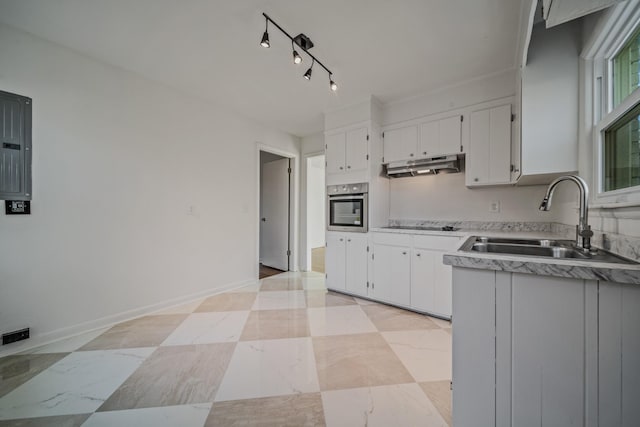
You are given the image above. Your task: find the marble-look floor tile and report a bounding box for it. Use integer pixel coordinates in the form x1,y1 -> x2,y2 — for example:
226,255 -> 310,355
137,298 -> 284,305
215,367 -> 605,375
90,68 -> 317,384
429,317 -> 452,329
313,333 -> 414,391
251,291 -> 307,311
353,297 -> 377,306
420,381 -> 452,426
382,329 -> 452,382
0,413 -> 91,427
240,309 -> 309,341
206,393 -> 325,426
85,403 -> 212,427
155,299 -> 204,315
300,277 -> 327,291
98,343 -> 235,411
307,306 -> 377,337
196,293 -> 257,312
232,283 -> 262,293
215,338 -> 319,402
361,304 -> 439,331
305,290 -> 357,308
259,278 -> 304,292
0,354 -> 68,398
161,312 -> 249,345
28,328 -> 110,354
0,348 -> 153,420
322,383 -> 447,427
79,315 -> 187,350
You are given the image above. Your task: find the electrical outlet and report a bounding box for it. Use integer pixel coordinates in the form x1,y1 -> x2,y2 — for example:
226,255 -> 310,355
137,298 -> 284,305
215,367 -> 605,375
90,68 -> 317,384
2,328 -> 30,345
490,200 -> 501,213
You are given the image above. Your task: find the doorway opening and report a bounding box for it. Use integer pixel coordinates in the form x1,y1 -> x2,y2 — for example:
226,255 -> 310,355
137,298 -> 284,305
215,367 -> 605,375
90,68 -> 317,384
259,150 -> 292,279
306,154 -> 326,273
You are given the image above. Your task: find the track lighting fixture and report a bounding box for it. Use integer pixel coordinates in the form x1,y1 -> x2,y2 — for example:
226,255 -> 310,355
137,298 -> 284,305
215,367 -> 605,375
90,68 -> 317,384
259,13 -> 337,91
304,59 -> 314,80
292,41 -> 302,64
260,19 -> 270,48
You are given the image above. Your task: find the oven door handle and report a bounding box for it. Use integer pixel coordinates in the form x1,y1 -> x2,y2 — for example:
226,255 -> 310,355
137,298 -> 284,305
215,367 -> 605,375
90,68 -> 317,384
329,194 -> 365,201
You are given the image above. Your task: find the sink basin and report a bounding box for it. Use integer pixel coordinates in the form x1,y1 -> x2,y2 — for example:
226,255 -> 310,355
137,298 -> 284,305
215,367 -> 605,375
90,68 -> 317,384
460,236 -> 637,265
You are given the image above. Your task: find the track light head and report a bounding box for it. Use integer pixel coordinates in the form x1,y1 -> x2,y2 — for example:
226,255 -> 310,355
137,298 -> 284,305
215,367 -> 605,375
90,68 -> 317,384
329,75 -> 337,91
260,31 -> 270,48
292,42 -> 302,64
303,64 -> 313,80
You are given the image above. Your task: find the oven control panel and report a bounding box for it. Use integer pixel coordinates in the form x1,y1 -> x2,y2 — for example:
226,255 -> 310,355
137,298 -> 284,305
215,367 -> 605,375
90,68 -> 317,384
327,182 -> 368,195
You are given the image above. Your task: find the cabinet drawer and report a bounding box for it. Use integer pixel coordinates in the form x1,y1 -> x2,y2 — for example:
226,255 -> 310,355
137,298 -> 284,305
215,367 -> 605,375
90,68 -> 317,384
414,235 -> 462,251
371,232 -> 413,246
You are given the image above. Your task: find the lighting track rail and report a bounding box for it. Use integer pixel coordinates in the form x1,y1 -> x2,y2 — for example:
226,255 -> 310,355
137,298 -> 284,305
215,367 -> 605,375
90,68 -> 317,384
260,13 -> 337,91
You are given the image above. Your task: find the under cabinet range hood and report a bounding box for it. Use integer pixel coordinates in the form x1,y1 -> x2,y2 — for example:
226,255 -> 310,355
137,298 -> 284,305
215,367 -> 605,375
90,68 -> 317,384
384,155 -> 461,178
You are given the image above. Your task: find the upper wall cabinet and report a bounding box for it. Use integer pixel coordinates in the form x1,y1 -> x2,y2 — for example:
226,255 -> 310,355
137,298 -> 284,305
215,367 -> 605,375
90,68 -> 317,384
420,115 -> 463,158
382,125 -> 418,163
517,21 -> 580,185
325,126 -> 369,184
382,115 -> 462,163
0,91 -> 32,201
466,104 -> 513,187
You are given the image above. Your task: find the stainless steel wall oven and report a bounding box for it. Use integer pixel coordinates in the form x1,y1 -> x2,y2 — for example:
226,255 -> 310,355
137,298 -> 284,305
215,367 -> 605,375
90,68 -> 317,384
326,183 -> 368,232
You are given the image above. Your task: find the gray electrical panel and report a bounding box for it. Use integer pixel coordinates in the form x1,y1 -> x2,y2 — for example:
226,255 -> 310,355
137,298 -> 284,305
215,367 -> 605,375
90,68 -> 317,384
0,90 -> 32,201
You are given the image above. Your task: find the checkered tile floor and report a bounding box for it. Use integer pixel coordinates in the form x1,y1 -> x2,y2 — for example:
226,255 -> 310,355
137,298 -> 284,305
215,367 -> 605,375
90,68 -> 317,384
0,272 -> 452,426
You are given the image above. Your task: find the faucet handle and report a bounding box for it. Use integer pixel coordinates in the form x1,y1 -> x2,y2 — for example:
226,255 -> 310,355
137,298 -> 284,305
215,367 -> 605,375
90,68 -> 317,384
579,227 -> 594,238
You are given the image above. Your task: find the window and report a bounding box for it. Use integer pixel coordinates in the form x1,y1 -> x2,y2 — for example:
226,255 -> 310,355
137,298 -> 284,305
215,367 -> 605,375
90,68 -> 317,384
590,2 -> 640,204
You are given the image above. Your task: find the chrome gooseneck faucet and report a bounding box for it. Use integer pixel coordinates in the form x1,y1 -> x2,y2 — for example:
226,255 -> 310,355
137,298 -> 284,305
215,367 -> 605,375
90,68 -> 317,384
539,175 -> 593,252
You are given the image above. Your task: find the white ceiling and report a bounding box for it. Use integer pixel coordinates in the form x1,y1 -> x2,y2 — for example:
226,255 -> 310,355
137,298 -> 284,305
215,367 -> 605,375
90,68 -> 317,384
0,0 -> 524,137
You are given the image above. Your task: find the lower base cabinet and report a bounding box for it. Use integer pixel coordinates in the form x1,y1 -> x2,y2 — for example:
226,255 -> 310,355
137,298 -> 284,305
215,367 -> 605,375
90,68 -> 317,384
325,231 -> 368,296
452,266 -> 640,427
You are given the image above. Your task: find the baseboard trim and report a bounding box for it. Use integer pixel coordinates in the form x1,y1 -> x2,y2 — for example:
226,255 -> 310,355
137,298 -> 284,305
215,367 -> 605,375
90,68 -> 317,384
0,278 -> 258,357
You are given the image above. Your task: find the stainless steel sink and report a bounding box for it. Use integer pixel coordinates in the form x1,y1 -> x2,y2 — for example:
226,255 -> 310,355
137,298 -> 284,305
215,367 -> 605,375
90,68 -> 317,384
460,236 -> 637,264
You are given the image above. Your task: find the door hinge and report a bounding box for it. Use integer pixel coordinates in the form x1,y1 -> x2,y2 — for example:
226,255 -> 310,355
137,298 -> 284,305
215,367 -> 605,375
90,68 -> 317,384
511,113 -> 516,122
372,253 -> 375,260
325,273 -> 327,279
325,161 -> 327,167
366,281 -> 369,288
510,164 -> 515,172
366,154 -> 369,160
460,145 -> 463,152
287,167 -> 292,174
366,134 -> 369,141
372,283 -> 375,289
325,144 -> 328,149
382,156 -> 385,163
286,249 -> 291,256
366,245 -> 369,252
460,115 -> 464,122
382,132 -> 385,138
450,381 -> 453,390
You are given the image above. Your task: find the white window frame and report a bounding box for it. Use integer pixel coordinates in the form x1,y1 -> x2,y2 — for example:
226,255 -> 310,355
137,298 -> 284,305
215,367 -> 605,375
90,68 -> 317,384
588,0 -> 640,206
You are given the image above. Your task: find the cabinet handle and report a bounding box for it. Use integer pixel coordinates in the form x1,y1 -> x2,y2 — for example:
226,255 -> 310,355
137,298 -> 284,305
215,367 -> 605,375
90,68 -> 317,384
416,253 -> 421,257
340,166 -> 344,170
409,153 -> 414,157
347,165 -> 351,169
474,177 -> 479,182
402,251 -> 407,255
347,239 -> 351,242
423,151 -> 427,155
340,238 -> 344,242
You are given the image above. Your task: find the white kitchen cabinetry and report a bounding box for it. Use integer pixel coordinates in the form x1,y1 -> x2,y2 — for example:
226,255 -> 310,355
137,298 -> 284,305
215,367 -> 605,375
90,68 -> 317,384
325,231 -> 368,297
370,233 -> 412,307
325,127 -> 369,180
451,267 -> 640,427
419,115 -> 462,157
466,104 -> 512,187
382,125 -> 418,163
370,232 -> 460,318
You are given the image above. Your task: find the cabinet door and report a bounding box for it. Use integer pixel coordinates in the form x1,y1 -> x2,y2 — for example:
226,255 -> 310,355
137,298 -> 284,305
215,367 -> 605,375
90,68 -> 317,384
433,256 -> 453,317
467,105 -> 511,186
345,127 -> 368,172
410,248 -> 436,312
372,243 -> 411,306
325,234 -> 346,291
439,115 -> 462,155
599,282 -> 640,427
419,121 -> 439,158
325,132 -> 346,175
345,235 -> 368,297
511,274 -> 586,427
383,125 -> 418,163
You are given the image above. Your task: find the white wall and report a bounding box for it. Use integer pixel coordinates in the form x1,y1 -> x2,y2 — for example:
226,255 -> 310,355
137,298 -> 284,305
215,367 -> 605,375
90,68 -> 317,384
299,132 -> 324,270
307,155 -> 326,248
0,24 -> 300,355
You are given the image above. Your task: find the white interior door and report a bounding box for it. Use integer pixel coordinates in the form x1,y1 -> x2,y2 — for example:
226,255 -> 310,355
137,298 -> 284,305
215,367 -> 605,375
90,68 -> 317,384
260,157 -> 289,271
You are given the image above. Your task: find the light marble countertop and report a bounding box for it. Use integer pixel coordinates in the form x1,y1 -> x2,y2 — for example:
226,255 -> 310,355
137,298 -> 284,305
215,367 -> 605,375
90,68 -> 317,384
370,221 -> 640,284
